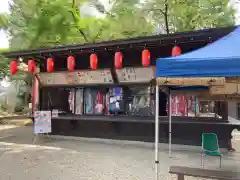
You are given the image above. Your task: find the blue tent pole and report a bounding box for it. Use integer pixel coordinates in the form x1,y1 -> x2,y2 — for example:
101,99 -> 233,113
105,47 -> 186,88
168,88 -> 172,158
155,84 -> 159,180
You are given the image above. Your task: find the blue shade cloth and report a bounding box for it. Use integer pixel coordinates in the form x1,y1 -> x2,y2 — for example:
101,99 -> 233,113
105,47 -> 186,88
155,26 -> 240,77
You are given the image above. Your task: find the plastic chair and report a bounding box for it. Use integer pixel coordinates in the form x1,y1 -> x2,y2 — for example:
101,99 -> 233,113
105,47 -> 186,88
201,133 -> 223,168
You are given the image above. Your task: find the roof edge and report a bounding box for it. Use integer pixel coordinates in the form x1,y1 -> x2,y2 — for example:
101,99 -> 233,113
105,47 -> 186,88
1,26 -> 235,58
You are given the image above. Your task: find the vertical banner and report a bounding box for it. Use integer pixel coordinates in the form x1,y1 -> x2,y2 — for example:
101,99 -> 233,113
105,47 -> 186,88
75,88 -> 83,115
32,76 -> 39,109
179,95 -> 186,116
172,96 -> 177,115
32,66 -> 40,114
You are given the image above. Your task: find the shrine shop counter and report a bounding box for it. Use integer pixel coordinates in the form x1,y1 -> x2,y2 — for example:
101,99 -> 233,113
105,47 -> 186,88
50,115 -> 240,149
37,67 -> 240,149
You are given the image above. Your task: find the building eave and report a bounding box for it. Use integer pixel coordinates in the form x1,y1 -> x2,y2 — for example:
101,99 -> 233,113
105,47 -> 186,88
1,26 -> 235,60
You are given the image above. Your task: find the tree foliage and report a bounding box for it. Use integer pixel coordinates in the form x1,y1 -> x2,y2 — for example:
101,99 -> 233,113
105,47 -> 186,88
8,0 -> 87,49
101,0 -> 154,39
1,0 -> 235,51
0,48 -> 11,78
0,13 -> 9,29
144,0 -> 235,33
6,0 -> 153,50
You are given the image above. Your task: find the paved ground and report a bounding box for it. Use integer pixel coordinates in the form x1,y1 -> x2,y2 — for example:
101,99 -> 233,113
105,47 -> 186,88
0,125 -> 239,180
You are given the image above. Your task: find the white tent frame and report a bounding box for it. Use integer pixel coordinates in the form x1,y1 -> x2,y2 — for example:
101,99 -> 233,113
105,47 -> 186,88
154,85 -> 159,180
154,85 -> 172,180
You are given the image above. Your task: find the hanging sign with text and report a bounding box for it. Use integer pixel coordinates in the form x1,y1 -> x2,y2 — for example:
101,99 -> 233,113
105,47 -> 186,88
115,66 -> 155,83
37,69 -> 113,86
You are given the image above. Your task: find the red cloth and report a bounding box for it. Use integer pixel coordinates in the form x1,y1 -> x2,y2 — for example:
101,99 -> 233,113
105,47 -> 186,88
179,95 -> 186,116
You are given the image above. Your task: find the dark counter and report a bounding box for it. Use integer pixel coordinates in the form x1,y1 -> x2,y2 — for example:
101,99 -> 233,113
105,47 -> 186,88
52,114 -> 229,124
50,115 -> 240,148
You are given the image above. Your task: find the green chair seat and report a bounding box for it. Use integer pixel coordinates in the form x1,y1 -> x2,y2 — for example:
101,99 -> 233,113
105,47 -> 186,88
201,133 -> 223,168
203,151 -> 222,157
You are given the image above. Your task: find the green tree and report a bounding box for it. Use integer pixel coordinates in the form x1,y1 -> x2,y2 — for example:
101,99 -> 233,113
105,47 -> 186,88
0,48 -> 34,109
6,0 -> 153,50
144,0 -> 235,33
0,49 -> 11,78
102,0 -> 154,39
0,13 -> 9,29
8,0 -> 88,49
2,0 -> 237,49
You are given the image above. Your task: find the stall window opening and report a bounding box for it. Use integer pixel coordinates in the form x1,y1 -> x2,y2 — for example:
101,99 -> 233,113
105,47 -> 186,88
42,87 -> 73,114
126,86 -> 155,116
83,88 -> 106,115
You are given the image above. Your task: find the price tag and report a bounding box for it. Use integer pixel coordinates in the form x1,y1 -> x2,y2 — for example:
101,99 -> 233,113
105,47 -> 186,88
52,109 -> 59,118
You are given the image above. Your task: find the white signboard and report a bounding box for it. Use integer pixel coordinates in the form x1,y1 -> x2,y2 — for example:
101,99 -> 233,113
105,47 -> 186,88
51,109 -> 59,118
116,67 -> 155,83
37,69 -> 113,86
34,111 -> 52,134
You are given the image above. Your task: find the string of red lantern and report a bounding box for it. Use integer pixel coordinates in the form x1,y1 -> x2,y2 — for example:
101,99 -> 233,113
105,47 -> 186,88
10,61 -> 18,75
24,46 -> 181,72
47,58 -> 54,72
90,53 -> 98,70
67,56 -> 75,72
142,49 -> 150,67
114,52 -> 123,69
28,60 -> 36,73
172,46 -> 181,56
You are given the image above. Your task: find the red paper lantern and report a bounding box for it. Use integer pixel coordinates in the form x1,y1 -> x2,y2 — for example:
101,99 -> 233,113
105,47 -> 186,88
90,53 -> 98,70
142,49 -> 151,67
10,61 -> 18,75
172,46 -> 181,56
28,60 -> 36,73
67,56 -> 75,72
114,52 -> 123,69
47,58 -> 54,72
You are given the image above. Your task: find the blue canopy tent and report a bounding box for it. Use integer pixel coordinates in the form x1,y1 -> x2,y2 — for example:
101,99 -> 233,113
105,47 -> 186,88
154,27 -> 240,180
156,26 -> 240,77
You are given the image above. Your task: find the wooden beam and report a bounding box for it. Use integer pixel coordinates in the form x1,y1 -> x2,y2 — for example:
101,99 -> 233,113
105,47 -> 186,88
198,94 -> 240,101
170,89 -> 240,101
226,76 -> 240,83
210,83 -> 240,95
157,77 -> 225,86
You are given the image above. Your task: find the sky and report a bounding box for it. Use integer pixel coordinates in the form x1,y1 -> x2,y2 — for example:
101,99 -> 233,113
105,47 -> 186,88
0,0 -> 9,49
0,0 -> 240,49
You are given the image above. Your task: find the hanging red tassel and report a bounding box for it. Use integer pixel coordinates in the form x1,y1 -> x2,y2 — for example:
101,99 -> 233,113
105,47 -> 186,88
67,56 -> 75,72
142,49 -> 151,67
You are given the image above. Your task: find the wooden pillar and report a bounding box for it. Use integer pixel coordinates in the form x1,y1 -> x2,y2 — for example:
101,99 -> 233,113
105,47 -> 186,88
215,101 -> 228,120
222,101 -> 228,120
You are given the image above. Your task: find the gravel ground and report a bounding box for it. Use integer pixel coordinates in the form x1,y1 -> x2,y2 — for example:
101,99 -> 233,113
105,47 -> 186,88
0,125 -> 239,180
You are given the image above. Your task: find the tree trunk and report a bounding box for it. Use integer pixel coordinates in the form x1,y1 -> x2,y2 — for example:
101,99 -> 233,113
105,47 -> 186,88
164,0 -> 169,34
